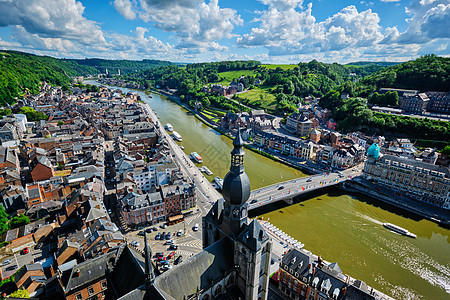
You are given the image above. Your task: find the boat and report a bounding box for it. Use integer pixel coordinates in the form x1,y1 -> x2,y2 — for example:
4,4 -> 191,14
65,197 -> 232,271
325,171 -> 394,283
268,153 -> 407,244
200,166 -> 213,175
383,223 -> 417,238
164,123 -> 173,132
171,131 -> 182,141
180,145 -> 184,150
214,177 -> 223,190
190,152 -> 203,163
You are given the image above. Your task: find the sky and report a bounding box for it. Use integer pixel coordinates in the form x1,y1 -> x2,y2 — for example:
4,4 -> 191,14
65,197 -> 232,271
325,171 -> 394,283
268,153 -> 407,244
0,0 -> 449,64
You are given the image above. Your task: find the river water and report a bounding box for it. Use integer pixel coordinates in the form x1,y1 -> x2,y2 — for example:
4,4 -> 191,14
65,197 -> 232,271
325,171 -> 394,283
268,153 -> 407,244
89,81 -> 450,299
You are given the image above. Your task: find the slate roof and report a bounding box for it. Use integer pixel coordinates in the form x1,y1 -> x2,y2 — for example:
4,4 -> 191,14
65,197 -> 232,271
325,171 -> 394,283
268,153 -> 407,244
236,219 -> 269,252
153,236 -> 235,299
65,251 -> 115,292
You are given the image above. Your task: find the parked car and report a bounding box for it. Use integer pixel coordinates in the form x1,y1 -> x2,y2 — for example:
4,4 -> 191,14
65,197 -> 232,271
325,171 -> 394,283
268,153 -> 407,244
306,178 -> 312,182
130,241 -> 140,247
160,224 -> 167,229
145,228 -> 152,233
154,252 -> 164,258
1,259 -> 11,266
277,186 -> 284,190
6,265 -> 18,271
22,247 -> 29,254
168,244 -> 178,250
165,233 -> 171,240
193,224 -> 199,231
138,231 -> 145,236
174,256 -> 183,265
167,252 -> 175,259
155,233 -> 161,240
176,230 -> 183,237
164,240 -> 174,245
152,227 -> 158,231
250,199 -> 257,204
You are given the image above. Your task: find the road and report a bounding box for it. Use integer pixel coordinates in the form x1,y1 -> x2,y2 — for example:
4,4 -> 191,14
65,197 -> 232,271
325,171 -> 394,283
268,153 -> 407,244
138,102 -> 221,205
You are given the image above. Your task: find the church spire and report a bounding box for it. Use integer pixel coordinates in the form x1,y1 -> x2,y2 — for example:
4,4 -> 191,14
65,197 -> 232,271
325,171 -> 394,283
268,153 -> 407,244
230,126 -> 245,174
144,232 -> 154,288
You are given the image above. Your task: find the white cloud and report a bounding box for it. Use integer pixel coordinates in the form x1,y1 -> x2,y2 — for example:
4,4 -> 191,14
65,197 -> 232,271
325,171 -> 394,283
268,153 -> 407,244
117,0 -> 242,53
398,0 -> 450,43
114,0 -> 137,20
380,0 -> 401,2
238,3 -> 385,56
0,0 -> 106,46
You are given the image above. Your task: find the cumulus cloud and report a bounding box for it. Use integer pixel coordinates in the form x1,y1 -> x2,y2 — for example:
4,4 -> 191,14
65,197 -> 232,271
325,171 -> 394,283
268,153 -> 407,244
0,0 -> 106,46
238,3 -> 385,56
398,0 -> 450,43
114,0 -> 137,20
115,0 -> 242,53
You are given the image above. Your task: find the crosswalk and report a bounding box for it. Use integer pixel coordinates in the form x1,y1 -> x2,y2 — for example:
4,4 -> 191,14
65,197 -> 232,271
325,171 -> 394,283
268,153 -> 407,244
178,240 -> 202,249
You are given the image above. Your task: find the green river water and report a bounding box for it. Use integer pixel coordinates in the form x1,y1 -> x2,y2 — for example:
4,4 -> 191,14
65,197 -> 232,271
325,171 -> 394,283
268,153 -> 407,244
90,81 -> 450,299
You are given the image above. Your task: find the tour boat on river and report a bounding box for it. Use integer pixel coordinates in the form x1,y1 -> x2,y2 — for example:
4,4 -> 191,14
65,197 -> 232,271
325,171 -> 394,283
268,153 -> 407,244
383,223 -> 417,238
214,177 -> 223,190
164,123 -> 173,132
171,131 -> 182,141
200,166 -> 213,175
190,152 -> 203,163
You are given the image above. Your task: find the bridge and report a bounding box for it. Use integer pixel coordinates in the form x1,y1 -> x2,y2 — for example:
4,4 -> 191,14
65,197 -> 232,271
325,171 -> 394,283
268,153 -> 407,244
247,167 -> 363,210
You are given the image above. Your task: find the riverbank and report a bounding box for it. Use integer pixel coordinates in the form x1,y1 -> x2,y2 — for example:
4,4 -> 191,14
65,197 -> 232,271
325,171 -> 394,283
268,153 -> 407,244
341,178 -> 450,226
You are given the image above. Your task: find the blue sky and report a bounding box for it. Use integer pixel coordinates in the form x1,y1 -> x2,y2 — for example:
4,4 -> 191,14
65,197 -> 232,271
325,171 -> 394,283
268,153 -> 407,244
0,0 -> 448,63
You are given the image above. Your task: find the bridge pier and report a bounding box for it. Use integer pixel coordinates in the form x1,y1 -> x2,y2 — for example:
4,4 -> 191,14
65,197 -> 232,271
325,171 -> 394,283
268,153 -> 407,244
284,198 -> 294,205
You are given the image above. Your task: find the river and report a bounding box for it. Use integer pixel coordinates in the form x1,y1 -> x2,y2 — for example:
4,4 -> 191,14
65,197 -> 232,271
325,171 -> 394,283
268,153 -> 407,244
88,81 -> 450,299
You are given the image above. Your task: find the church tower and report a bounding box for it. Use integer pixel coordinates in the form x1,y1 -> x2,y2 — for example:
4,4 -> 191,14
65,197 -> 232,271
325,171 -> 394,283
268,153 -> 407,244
202,127 -> 272,300
144,232 -> 155,288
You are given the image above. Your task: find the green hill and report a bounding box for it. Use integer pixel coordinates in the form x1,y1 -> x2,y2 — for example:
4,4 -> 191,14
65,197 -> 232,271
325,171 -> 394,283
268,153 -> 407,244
0,50 -> 176,105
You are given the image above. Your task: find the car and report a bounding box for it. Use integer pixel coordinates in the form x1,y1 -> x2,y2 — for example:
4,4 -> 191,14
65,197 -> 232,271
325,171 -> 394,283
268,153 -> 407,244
155,256 -> 166,262
164,240 -> 174,245
152,227 -> 158,231
250,199 -> 257,204
277,186 -> 284,190
34,243 -> 42,250
138,231 -> 145,236
160,224 -> 168,229
193,224 -> 199,231
306,178 -> 312,182
155,233 -> 161,240
271,258 -> 275,265
22,247 -> 29,254
165,233 -> 171,240
1,259 -> 11,266
6,265 -> 18,271
108,209 -> 112,214
154,252 -> 164,258
145,228 -> 152,233
159,260 -> 170,265
176,230 -> 183,237
130,241 -> 140,247
167,252 -> 175,259
174,256 -> 183,265
169,245 -> 178,250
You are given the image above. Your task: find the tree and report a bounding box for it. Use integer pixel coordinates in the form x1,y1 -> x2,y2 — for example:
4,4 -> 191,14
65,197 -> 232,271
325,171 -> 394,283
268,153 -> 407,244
0,206 -> 8,234
8,214 -> 30,230
57,120 -> 64,126
9,289 -> 29,298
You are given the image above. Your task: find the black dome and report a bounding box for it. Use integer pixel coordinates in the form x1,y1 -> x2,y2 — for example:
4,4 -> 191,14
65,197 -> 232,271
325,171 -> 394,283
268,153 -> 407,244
222,171 -> 251,205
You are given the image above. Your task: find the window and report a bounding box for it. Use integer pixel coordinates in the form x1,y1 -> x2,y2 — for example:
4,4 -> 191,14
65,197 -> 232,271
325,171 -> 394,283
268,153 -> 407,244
101,280 -> 107,290
76,293 -> 83,300
88,286 -> 95,295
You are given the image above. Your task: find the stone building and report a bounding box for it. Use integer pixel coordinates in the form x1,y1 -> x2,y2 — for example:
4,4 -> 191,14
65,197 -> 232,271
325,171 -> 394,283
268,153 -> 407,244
118,129 -> 273,299
364,143 -> 450,209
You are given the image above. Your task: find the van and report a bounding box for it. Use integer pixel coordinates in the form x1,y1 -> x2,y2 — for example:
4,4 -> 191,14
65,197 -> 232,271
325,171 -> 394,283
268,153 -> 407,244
193,224 -> 199,231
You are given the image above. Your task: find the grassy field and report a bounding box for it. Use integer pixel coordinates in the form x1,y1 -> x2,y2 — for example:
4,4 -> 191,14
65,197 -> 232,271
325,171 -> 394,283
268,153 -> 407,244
201,108 -> 222,123
261,64 -> 298,70
215,70 -> 255,85
236,86 -> 277,112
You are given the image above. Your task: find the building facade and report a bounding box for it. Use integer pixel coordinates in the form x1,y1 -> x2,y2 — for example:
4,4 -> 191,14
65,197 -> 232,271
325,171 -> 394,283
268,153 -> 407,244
364,148 -> 450,209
